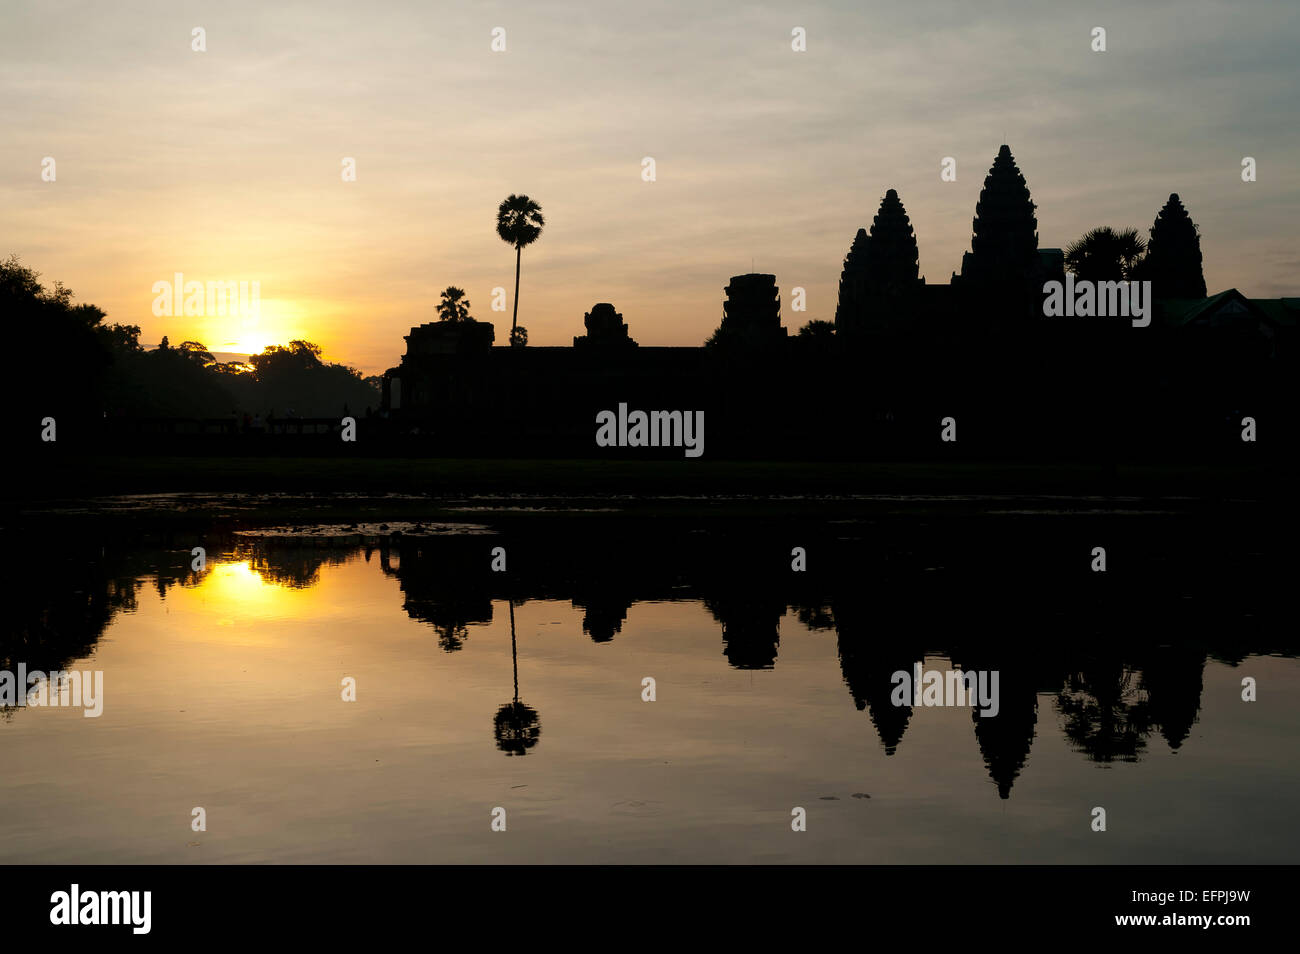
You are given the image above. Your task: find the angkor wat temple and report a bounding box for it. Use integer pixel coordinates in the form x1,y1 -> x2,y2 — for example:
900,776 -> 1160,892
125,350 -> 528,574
382,145 -> 1295,459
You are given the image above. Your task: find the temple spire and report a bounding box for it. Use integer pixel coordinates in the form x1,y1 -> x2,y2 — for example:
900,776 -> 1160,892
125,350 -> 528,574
835,189 -> 922,336
1143,193 -> 1207,298
962,144 -> 1039,285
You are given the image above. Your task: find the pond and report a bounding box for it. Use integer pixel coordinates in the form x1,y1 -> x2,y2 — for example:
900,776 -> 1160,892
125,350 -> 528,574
1,499 -> 1293,863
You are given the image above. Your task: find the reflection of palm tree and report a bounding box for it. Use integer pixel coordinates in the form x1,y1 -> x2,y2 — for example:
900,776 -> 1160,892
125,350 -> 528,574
494,601 -> 541,756
1056,662 -> 1152,763
495,194 -> 544,347
434,622 -> 471,653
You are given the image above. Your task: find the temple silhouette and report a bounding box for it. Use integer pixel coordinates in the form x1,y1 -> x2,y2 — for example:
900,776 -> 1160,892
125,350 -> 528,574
380,145 -> 1296,459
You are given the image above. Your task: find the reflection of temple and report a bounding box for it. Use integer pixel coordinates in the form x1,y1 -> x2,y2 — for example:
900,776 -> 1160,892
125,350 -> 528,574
571,591 -> 633,643
13,527 -> 1284,783
952,656 -> 1041,799
246,543 -> 353,589
705,596 -> 785,670
378,539 -> 495,652
833,602 -> 924,756
1138,644 -> 1208,751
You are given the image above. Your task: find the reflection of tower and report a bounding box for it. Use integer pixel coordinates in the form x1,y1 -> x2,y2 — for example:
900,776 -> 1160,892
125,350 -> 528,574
705,596 -> 784,670
1139,644 -> 1207,751
954,658 -> 1039,800
381,539 -> 493,652
571,592 -> 632,643
494,602 -> 541,756
834,604 -> 921,755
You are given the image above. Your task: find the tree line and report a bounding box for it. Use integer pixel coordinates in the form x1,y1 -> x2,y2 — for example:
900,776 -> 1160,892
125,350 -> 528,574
3,254 -> 379,429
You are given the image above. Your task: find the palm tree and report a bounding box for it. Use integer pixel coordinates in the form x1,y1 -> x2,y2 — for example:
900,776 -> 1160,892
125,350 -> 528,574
436,286 -> 472,323
495,194 -> 544,346
1064,226 -> 1146,281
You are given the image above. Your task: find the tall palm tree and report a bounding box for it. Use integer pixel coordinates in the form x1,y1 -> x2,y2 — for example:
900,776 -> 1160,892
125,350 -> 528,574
495,194 -> 544,346
1064,226 -> 1146,281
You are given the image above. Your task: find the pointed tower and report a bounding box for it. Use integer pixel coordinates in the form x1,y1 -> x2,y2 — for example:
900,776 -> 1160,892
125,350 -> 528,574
961,145 -> 1039,287
834,189 -> 923,337
834,227 -> 872,332
1143,193 -> 1207,299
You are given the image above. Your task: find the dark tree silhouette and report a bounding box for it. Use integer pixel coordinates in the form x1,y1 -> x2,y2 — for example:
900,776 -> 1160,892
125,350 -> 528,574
3,254 -> 130,433
436,286 -> 472,323
177,340 -> 216,367
495,194 -> 545,347
1142,193 -> 1207,298
797,319 -> 836,338
1064,226 -> 1146,281
245,340 -> 378,417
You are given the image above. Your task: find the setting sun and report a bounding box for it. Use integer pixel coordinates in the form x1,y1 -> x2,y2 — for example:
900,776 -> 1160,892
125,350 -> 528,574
221,299 -> 309,356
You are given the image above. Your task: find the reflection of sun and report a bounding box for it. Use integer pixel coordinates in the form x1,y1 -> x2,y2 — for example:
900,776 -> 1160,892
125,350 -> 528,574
199,561 -> 286,615
184,559 -> 329,644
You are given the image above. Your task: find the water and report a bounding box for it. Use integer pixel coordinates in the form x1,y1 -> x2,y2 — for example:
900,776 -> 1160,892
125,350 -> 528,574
1,501 -> 1295,864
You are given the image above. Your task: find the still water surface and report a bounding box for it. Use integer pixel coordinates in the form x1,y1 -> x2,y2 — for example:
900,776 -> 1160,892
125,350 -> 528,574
1,512 -> 1295,864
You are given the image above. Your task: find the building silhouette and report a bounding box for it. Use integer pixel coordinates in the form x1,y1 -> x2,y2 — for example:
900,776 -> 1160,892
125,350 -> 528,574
380,145 -> 1296,459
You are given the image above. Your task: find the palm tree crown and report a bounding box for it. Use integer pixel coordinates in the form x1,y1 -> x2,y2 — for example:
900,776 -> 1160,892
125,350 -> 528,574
496,194 -> 544,249
1064,226 -> 1147,281
436,286 -> 472,323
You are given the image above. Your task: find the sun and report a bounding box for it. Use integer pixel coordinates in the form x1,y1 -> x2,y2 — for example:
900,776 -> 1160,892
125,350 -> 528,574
206,298 -> 309,357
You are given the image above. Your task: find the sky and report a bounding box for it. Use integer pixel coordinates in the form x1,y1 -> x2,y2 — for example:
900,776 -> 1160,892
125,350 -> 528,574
3,0 -> 1297,374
